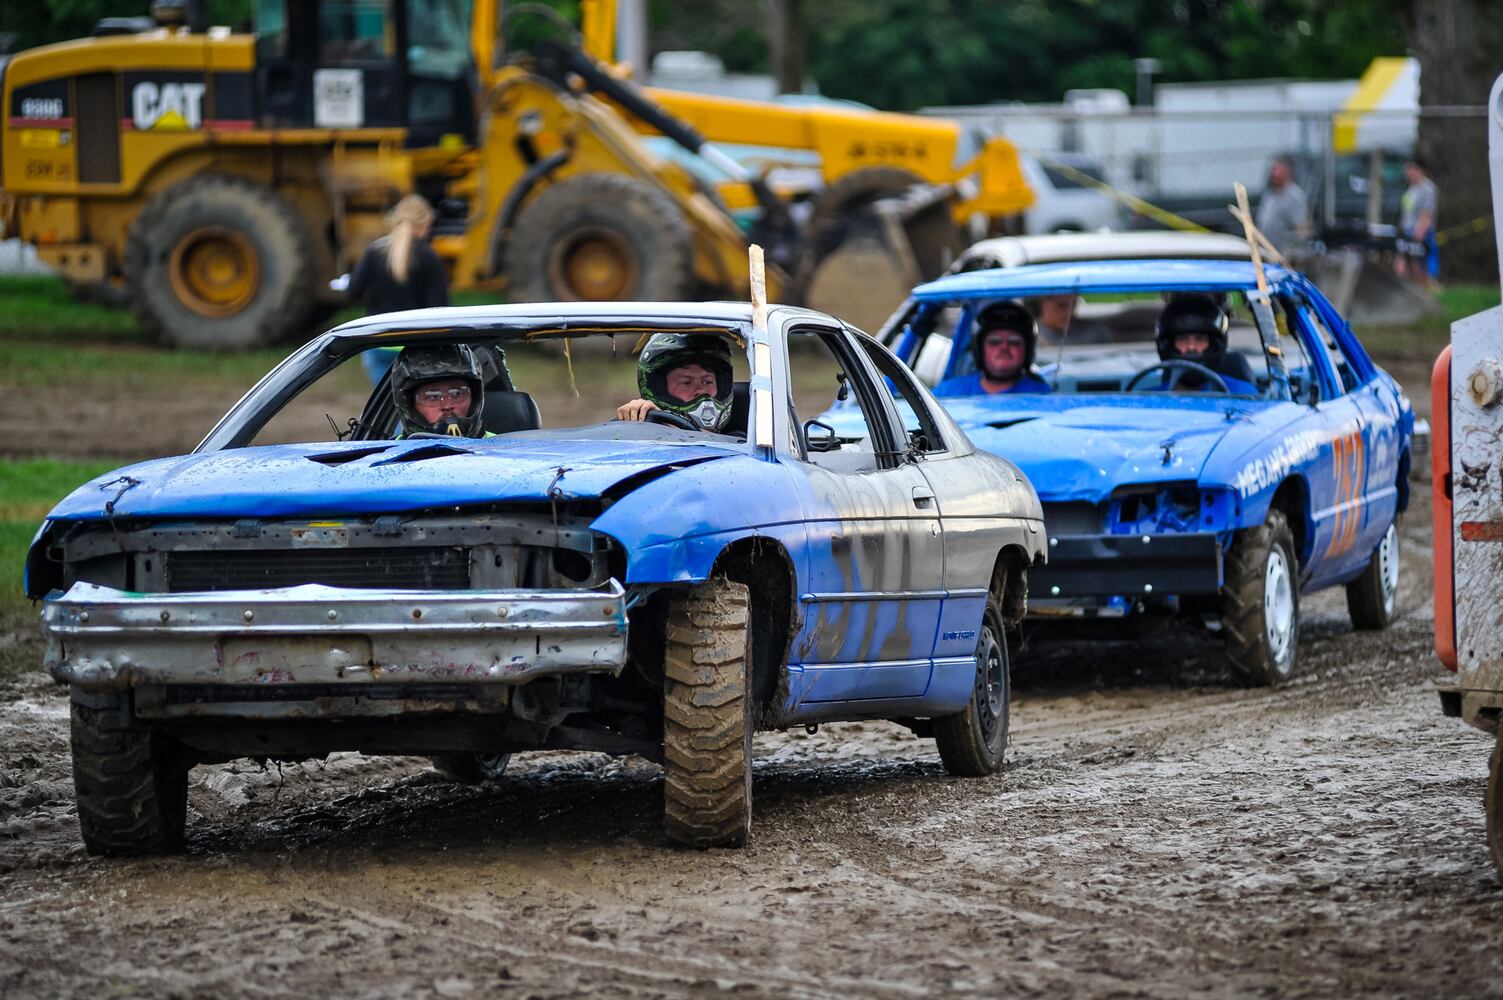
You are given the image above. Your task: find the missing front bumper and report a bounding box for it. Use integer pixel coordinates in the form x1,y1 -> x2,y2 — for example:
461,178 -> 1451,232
1031,532 -> 1224,600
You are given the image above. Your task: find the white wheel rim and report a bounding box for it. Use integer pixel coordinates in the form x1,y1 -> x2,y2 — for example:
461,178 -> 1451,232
1265,547 -> 1295,666
1379,521 -> 1400,616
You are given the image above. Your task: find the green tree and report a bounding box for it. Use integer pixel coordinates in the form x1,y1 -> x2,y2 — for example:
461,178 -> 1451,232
2,1 -> 252,52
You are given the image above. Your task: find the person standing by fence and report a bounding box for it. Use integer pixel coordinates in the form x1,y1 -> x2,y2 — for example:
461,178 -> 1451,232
349,194 -> 450,383
1254,157 -> 1310,260
1395,158 -> 1439,289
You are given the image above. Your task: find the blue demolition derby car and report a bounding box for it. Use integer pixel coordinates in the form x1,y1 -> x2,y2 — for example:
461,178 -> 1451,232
26,302 -> 1044,854
861,257 -> 1415,685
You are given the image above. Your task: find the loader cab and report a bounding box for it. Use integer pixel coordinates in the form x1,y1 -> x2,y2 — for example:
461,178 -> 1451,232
253,0 -> 476,146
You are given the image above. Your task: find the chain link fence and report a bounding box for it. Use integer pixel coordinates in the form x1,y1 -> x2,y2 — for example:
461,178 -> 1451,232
931,101 -> 1492,276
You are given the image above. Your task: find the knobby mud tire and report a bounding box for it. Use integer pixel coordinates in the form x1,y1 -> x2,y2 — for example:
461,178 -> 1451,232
1222,509 -> 1300,687
933,595 -> 1011,776
124,174 -> 316,349
70,693 -> 189,856
506,173 -> 693,303
662,578 -> 753,848
1346,517 -> 1401,630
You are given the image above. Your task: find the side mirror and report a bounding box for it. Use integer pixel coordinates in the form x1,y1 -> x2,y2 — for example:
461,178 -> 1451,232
803,419 -> 839,453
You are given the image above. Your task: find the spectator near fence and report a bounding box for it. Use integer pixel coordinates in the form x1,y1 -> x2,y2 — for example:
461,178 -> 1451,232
1254,158 -> 1310,259
1395,158 -> 1439,289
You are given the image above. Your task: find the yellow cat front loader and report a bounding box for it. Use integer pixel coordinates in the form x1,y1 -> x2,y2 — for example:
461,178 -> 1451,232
0,0 -> 1031,348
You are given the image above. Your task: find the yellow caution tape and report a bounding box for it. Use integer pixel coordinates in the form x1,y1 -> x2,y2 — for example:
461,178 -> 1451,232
1035,157 -> 1213,234
1435,214 -> 1492,247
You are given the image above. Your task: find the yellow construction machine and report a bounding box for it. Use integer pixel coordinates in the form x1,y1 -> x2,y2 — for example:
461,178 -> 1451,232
0,0 -> 1032,347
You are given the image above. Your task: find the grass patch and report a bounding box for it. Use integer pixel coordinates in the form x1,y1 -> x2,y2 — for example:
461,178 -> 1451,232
0,275 -> 144,342
0,459 -> 122,618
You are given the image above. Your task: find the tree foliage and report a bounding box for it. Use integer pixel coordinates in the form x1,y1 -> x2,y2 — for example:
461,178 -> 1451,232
1,1 -> 252,52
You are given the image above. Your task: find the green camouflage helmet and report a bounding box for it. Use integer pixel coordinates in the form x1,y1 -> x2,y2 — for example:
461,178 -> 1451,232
637,333 -> 734,432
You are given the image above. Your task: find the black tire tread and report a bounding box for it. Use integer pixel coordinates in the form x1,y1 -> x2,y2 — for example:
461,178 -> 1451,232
1346,517 -> 1399,630
662,579 -> 752,848
1222,508 -> 1299,687
123,173 -> 315,349
1487,731 -> 1503,879
933,596 -> 1010,777
70,698 -> 187,856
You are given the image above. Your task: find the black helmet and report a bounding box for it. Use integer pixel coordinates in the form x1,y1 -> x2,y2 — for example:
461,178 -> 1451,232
970,300 -> 1038,375
1156,294 -> 1229,366
637,333 -> 735,432
391,343 -> 486,437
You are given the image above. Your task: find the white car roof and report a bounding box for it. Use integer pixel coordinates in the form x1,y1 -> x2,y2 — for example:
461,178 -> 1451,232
952,231 -> 1253,271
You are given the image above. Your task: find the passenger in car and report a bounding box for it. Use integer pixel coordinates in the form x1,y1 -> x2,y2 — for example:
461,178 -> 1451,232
391,343 -> 488,437
616,333 -> 737,432
934,301 -> 1053,396
1154,294 -> 1258,395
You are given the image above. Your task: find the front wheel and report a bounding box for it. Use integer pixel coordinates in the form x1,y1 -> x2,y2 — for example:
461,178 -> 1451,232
933,596 -> 1010,776
71,691 -> 189,856
1222,509 -> 1300,686
1346,518 -> 1401,630
662,578 -> 753,848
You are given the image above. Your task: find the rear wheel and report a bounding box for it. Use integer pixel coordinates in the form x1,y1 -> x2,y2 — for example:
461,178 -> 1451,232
1346,518 -> 1401,630
662,577 -> 753,848
1222,509 -> 1300,686
124,175 -> 316,349
506,173 -> 693,303
70,691 -> 189,856
933,596 -> 1010,776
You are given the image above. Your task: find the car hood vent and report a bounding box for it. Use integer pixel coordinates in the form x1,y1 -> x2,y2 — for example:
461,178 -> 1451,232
305,446 -> 392,466
372,444 -> 472,465
985,417 -> 1039,430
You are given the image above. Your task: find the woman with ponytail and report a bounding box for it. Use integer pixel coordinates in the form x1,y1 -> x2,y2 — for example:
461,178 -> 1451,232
348,194 -> 449,382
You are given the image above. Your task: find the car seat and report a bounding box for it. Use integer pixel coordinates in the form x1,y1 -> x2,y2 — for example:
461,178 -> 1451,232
725,382 -> 750,437
482,390 -> 542,434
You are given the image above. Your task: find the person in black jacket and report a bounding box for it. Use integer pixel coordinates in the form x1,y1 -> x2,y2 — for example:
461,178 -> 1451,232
350,194 -> 449,382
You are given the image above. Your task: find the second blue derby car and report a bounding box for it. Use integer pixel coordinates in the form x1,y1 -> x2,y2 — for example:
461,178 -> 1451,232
861,258 -> 1414,686
27,303 -> 1044,854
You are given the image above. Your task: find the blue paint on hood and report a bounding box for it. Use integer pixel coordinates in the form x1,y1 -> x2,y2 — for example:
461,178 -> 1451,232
838,393 -> 1278,503
45,437 -> 742,521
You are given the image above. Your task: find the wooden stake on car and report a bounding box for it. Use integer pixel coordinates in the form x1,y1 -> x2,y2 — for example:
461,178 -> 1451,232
749,243 -> 768,331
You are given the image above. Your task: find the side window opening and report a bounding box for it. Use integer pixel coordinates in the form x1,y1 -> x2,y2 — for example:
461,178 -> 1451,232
1270,296 -> 1322,405
1300,298 -> 1361,394
786,327 -> 888,472
859,338 -> 948,455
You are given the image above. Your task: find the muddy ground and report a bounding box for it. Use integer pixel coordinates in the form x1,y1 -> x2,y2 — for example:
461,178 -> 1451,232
3,354 -> 1502,998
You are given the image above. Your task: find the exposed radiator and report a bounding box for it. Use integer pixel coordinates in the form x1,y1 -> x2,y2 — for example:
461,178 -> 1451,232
166,547 -> 471,591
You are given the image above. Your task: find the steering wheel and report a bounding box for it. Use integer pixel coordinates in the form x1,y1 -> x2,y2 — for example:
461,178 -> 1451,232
643,408 -> 698,431
1124,360 -> 1230,394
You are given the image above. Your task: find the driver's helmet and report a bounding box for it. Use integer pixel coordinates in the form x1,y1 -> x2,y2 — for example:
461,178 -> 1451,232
970,300 -> 1038,375
637,333 -> 735,432
1156,294 -> 1229,367
391,343 -> 486,437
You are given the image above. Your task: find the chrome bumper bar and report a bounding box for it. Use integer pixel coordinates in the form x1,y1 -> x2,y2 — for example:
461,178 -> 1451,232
42,580 -> 628,691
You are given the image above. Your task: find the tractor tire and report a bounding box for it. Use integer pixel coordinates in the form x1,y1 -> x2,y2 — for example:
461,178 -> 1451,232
1222,509 -> 1300,687
70,691 -> 189,856
429,753 -> 513,784
506,173 -> 693,303
800,166 -> 962,330
124,174 -> 316,349
662,577 -> 753,849
933,594 -> 1010,776
1346,517 -> 1401,630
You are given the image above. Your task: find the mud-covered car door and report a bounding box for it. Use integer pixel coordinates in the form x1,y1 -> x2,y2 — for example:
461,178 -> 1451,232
856,335 -> 1030,665
782,324 -> 945,707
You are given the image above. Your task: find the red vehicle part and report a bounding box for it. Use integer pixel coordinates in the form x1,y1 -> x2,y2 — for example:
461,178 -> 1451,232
1433,345 -> 1456,670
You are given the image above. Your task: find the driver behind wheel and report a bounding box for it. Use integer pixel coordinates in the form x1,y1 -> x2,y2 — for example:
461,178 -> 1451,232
1155,294 -> 1258,394
391,343 -> 487,437
934,300 -> 1052,397
616,333 -> 734,432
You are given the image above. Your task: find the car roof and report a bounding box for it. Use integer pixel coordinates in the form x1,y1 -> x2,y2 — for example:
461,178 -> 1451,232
953,231 -> 1253,270
914,258 -> 1293,300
